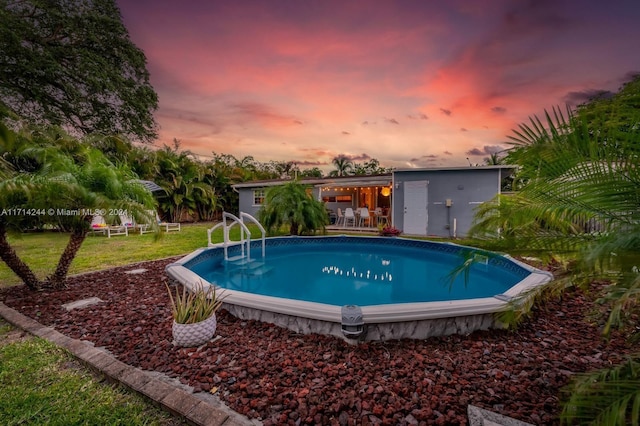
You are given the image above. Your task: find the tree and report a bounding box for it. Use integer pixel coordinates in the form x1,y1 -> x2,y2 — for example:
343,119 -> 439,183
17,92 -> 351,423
575,73 -> 640,139
0,0 -> 158,141
193,162 -> 221,222
483,152 -> 503,165
270,160 -> 298,179
0,124 -> 156,289
363,158 -> 389,175
300,167 -> 323,178
352,162 -> 366,175
209,152 -> 240,214
258,181 -> 328,236
154,143 -> 215,223
470,105 -> 640,424
330,155 -> 354,177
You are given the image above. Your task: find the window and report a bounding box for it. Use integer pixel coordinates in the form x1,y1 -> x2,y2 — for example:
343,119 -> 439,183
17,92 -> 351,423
322,195 -> 352,203
253,189 -> 265,205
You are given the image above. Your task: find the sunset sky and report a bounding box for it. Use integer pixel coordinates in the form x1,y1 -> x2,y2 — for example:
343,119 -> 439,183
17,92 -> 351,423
117,0 -> 640,173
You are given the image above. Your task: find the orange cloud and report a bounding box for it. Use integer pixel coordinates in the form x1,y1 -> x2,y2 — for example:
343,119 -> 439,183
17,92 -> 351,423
118,0 -> 640,173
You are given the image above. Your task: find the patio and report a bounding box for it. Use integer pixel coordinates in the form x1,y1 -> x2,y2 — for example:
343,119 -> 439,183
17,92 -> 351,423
319,176 -> 393,232
325,210 -> 389,233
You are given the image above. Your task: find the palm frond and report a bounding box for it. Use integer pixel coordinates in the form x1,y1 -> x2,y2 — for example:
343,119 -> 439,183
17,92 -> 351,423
561,356 -> 640,425
495,275 -> 577,329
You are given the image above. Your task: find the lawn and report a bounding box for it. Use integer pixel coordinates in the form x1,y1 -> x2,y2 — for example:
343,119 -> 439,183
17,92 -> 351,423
0,222 -> 262,288
0,318 -> 184,425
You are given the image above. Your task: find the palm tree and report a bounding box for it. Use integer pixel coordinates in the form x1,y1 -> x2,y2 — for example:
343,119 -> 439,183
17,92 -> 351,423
330,155 -> 354,177
0,126 -> 156,289
0,174 -> 44,289
258,181 -> 328,236
45,150 -> 156,287
483,151 -> 503,165
155,145 -> 196,222
352,162 -> 366,175
363,158 -> 389,175
469,106 -> 640,424
193,162 -> 220,221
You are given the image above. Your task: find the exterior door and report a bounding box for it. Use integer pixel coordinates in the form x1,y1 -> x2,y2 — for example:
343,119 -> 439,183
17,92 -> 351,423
403,180 -> 428,235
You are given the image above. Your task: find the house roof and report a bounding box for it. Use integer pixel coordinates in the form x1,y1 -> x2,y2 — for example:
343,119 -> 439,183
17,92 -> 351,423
231,173 -> 392,189
317,177 -> 392,188
394,165 -> 517,173
231,166 -> 517,190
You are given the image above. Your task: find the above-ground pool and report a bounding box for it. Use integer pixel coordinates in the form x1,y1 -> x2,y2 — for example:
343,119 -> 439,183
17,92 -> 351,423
166,236 -> 553,341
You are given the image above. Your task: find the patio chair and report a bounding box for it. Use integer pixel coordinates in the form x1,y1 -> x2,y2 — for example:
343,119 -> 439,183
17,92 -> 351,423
119,213 -> 153,235
358,207 -> 371,227
344,208 -> 356,227
151,210 -> 181,232
90,215 -> 128,238
374,207 -> 388,226
335,208 -> 345,226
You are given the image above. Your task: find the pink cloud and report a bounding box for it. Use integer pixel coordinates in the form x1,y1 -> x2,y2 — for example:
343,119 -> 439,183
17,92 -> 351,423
117,0 -> 640,173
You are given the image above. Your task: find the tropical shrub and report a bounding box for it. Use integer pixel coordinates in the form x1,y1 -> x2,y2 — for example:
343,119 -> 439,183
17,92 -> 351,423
0,124 -> 156,289
259,181 -> 328,235
470,99 -> 640,424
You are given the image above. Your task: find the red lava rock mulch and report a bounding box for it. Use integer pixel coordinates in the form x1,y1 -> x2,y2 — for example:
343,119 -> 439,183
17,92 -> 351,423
1,258 -> 637,425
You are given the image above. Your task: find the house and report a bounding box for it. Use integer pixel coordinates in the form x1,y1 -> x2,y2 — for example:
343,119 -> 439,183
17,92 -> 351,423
232,166 -> 515,238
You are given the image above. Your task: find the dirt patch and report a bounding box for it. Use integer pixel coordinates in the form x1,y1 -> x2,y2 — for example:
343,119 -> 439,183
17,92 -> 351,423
0,319 -> 32,346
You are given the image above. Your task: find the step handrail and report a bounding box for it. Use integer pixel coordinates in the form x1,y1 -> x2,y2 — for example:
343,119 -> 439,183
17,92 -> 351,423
240,212 -> 266,258
206,212 -> 266,261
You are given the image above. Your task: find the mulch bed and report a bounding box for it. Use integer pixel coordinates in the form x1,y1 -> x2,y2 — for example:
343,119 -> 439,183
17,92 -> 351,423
1,258 -> 637,425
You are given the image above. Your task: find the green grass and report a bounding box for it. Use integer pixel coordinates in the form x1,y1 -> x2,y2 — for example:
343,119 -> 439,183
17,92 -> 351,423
0,319 -> 182,425
0,222 -> 263,288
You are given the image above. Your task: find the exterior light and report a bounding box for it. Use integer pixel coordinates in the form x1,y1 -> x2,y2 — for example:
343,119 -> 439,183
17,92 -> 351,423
381,186 -> 391,197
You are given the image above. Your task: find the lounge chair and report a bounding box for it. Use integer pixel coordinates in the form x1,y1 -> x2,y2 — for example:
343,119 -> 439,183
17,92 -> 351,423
90,215 -> 128,238
119,213 -> 153,235
151,210 -> 181,232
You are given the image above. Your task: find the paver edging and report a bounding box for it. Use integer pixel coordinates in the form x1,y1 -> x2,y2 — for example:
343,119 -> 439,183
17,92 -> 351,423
0,302 -> 256,426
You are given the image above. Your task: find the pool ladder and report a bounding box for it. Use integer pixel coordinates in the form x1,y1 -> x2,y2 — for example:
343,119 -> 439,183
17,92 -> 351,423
207,212 -> 266,262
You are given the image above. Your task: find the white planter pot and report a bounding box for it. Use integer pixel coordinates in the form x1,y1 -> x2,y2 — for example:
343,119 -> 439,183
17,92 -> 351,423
172,314 -> 217,347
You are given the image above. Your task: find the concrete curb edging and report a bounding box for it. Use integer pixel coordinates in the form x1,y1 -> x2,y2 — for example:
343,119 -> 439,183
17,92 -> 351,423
0,302 -> 257,426
468,404 -> 534,426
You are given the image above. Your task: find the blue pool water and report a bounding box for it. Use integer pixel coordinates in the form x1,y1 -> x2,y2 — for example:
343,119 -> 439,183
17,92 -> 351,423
187,237 -> 528,307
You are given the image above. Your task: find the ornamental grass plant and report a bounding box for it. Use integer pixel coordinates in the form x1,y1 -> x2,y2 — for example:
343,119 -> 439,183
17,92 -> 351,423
166,281 -> 225,324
